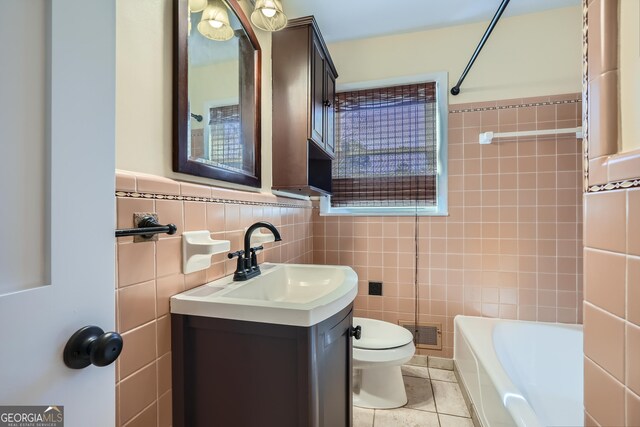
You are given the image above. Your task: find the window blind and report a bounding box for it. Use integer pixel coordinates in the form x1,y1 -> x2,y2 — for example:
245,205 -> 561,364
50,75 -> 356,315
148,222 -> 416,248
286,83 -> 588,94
208,104 -> 242,171
331,82 -> 438,208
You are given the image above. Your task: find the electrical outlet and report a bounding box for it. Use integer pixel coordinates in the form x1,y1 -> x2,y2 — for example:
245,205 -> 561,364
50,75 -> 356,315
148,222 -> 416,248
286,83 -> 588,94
368,281 -> 383,296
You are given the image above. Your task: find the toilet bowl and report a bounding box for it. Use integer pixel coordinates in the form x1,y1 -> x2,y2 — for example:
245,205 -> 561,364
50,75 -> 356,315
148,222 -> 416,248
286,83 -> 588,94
352,317 -> 416,409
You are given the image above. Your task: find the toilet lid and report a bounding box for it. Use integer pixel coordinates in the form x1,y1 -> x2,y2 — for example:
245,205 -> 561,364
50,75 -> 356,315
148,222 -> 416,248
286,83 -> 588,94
352,317 -> 414,350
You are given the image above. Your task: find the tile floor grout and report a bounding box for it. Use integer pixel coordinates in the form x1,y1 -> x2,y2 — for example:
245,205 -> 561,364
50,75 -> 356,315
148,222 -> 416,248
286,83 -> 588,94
429,376 -> 439,417
354,364 -> 472,427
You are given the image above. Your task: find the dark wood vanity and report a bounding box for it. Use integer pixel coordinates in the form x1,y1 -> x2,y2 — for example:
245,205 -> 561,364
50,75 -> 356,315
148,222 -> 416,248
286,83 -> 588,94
171,305 -> 353,427
272,16 -> 338,196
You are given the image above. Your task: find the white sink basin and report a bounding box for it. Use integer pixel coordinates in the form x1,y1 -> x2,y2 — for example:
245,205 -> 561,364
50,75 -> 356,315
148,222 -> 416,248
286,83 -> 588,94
170,263 -> 358,327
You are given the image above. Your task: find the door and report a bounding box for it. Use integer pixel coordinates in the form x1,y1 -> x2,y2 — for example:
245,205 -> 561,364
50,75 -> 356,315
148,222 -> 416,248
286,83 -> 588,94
317,309 -> 353,427
0,2 -> 116,426
324,69 -> 336,156
310,34 -> 326,149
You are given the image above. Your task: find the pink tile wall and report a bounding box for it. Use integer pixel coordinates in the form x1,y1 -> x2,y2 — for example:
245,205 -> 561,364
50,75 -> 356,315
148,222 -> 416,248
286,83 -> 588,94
314,93 -> 584,357
583,189 -> 640,426
583,0 -> 640,424
114,171 -> 313,427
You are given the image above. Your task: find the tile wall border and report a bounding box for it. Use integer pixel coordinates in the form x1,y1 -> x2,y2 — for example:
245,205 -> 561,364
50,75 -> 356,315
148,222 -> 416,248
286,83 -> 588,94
115,191 -> 313,209
448,98 -> 581,114
582,0 -> 590,190
587,179 -> 640,193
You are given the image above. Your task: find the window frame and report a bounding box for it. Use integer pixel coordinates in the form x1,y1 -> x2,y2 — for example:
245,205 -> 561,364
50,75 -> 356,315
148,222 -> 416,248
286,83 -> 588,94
320,72 -> 449,217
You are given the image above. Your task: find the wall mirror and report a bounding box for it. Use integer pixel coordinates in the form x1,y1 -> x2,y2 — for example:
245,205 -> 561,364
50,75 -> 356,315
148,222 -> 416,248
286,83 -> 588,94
174,0 -> 262,188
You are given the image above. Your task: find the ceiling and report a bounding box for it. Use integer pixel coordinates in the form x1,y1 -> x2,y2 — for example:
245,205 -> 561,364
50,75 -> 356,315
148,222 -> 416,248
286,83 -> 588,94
281,0 -> 581,43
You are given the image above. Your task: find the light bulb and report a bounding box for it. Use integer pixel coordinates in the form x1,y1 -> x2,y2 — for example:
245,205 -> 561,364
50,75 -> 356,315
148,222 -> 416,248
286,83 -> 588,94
261,7 -> 277,18
251,0 -> 287,31
208,19 -> 224,29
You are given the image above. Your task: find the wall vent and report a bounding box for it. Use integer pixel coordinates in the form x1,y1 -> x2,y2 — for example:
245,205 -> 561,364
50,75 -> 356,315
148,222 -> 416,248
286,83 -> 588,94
398,321 -> 442,350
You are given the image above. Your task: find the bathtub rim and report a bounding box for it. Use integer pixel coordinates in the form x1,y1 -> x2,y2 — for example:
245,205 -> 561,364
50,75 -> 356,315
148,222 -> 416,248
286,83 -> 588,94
453,315 -> 583,427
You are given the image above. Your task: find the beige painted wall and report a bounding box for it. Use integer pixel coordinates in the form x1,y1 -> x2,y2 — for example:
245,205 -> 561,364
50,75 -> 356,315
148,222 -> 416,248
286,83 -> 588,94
619,0 -> 640,152
328,6 -> 582,103
115,2 -> 581,192
189,60 -> 239,130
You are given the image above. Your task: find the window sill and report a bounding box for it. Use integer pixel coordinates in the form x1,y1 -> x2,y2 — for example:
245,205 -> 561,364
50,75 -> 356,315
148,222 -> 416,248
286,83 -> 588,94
319,210 -> 449,217
319,195 -> 448,217
319,204 -> 448,217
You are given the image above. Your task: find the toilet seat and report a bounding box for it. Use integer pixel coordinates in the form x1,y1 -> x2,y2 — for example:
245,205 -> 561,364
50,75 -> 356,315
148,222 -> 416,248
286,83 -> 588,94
353,343 -> 415,366
352,317 -> 414,349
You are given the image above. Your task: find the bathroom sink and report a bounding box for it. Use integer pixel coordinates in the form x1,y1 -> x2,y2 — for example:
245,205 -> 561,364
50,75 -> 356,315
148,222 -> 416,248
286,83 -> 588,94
170,263 -> 358,326
223,264 -> 346,303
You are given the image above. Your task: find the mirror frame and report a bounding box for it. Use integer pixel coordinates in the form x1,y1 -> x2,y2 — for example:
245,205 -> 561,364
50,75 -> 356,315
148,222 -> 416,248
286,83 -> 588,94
173,0 -> 262,188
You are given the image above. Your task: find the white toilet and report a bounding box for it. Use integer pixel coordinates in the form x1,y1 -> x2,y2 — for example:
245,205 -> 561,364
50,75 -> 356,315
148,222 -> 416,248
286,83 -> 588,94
352,317 -> 416,409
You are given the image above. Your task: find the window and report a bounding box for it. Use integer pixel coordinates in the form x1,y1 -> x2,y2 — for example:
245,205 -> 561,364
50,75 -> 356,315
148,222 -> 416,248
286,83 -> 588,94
206,104 -> 242,172
321,74 -> 448,216
194,103 -> 244,172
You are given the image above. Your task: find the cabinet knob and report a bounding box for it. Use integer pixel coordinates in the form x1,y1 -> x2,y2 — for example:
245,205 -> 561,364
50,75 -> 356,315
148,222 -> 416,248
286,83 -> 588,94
323,100 -> 332,108
350,325 -> 362,340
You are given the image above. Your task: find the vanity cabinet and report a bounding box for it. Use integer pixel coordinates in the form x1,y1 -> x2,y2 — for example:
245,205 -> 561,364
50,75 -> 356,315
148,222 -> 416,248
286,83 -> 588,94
171,304 -> 353,427
272,16 -> 338,196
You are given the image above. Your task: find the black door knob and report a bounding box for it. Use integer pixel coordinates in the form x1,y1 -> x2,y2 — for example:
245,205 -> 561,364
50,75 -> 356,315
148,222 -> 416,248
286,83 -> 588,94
350,325 -> 362,340
63,326 -> 123,369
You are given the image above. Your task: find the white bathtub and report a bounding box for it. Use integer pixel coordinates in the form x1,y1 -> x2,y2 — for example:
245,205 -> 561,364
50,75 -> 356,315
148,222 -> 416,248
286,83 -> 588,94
454,316 -> 583,427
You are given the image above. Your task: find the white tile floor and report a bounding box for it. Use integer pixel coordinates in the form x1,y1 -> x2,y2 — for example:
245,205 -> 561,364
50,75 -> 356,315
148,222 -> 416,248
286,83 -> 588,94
353,362 -> 473,427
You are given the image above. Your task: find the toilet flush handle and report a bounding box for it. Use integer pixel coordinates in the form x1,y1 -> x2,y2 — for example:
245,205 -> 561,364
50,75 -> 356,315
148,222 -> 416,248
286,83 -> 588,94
350,325 -> 362,340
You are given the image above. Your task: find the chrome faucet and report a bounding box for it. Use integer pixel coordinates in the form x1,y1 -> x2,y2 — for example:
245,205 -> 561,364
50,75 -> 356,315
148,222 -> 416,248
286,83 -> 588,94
228,221 -> 282,281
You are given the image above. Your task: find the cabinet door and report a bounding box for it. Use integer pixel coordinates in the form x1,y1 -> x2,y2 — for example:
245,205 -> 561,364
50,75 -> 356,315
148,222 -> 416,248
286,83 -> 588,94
310,36 -> 326,149
324,69 -> 336,156
318,310 -> 353,427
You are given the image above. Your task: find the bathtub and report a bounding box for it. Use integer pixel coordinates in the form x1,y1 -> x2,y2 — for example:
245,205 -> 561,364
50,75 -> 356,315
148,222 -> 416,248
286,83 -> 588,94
454,316 -> 583,427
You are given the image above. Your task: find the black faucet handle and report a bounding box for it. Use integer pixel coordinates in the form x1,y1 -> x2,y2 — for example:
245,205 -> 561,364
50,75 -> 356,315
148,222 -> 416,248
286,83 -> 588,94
249,246 -> 264,269
227,250 -> 244,259
228,250 -> 250,277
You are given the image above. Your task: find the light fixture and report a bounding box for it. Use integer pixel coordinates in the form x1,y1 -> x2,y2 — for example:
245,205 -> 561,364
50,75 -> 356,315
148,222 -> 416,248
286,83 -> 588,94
197,0 -> 234,41
250,0 -> 287,32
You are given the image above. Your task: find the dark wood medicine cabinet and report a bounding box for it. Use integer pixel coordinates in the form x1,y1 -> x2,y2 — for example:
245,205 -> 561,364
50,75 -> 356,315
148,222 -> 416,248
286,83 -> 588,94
272,16 -> 338,196
173,0 -> 262,188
